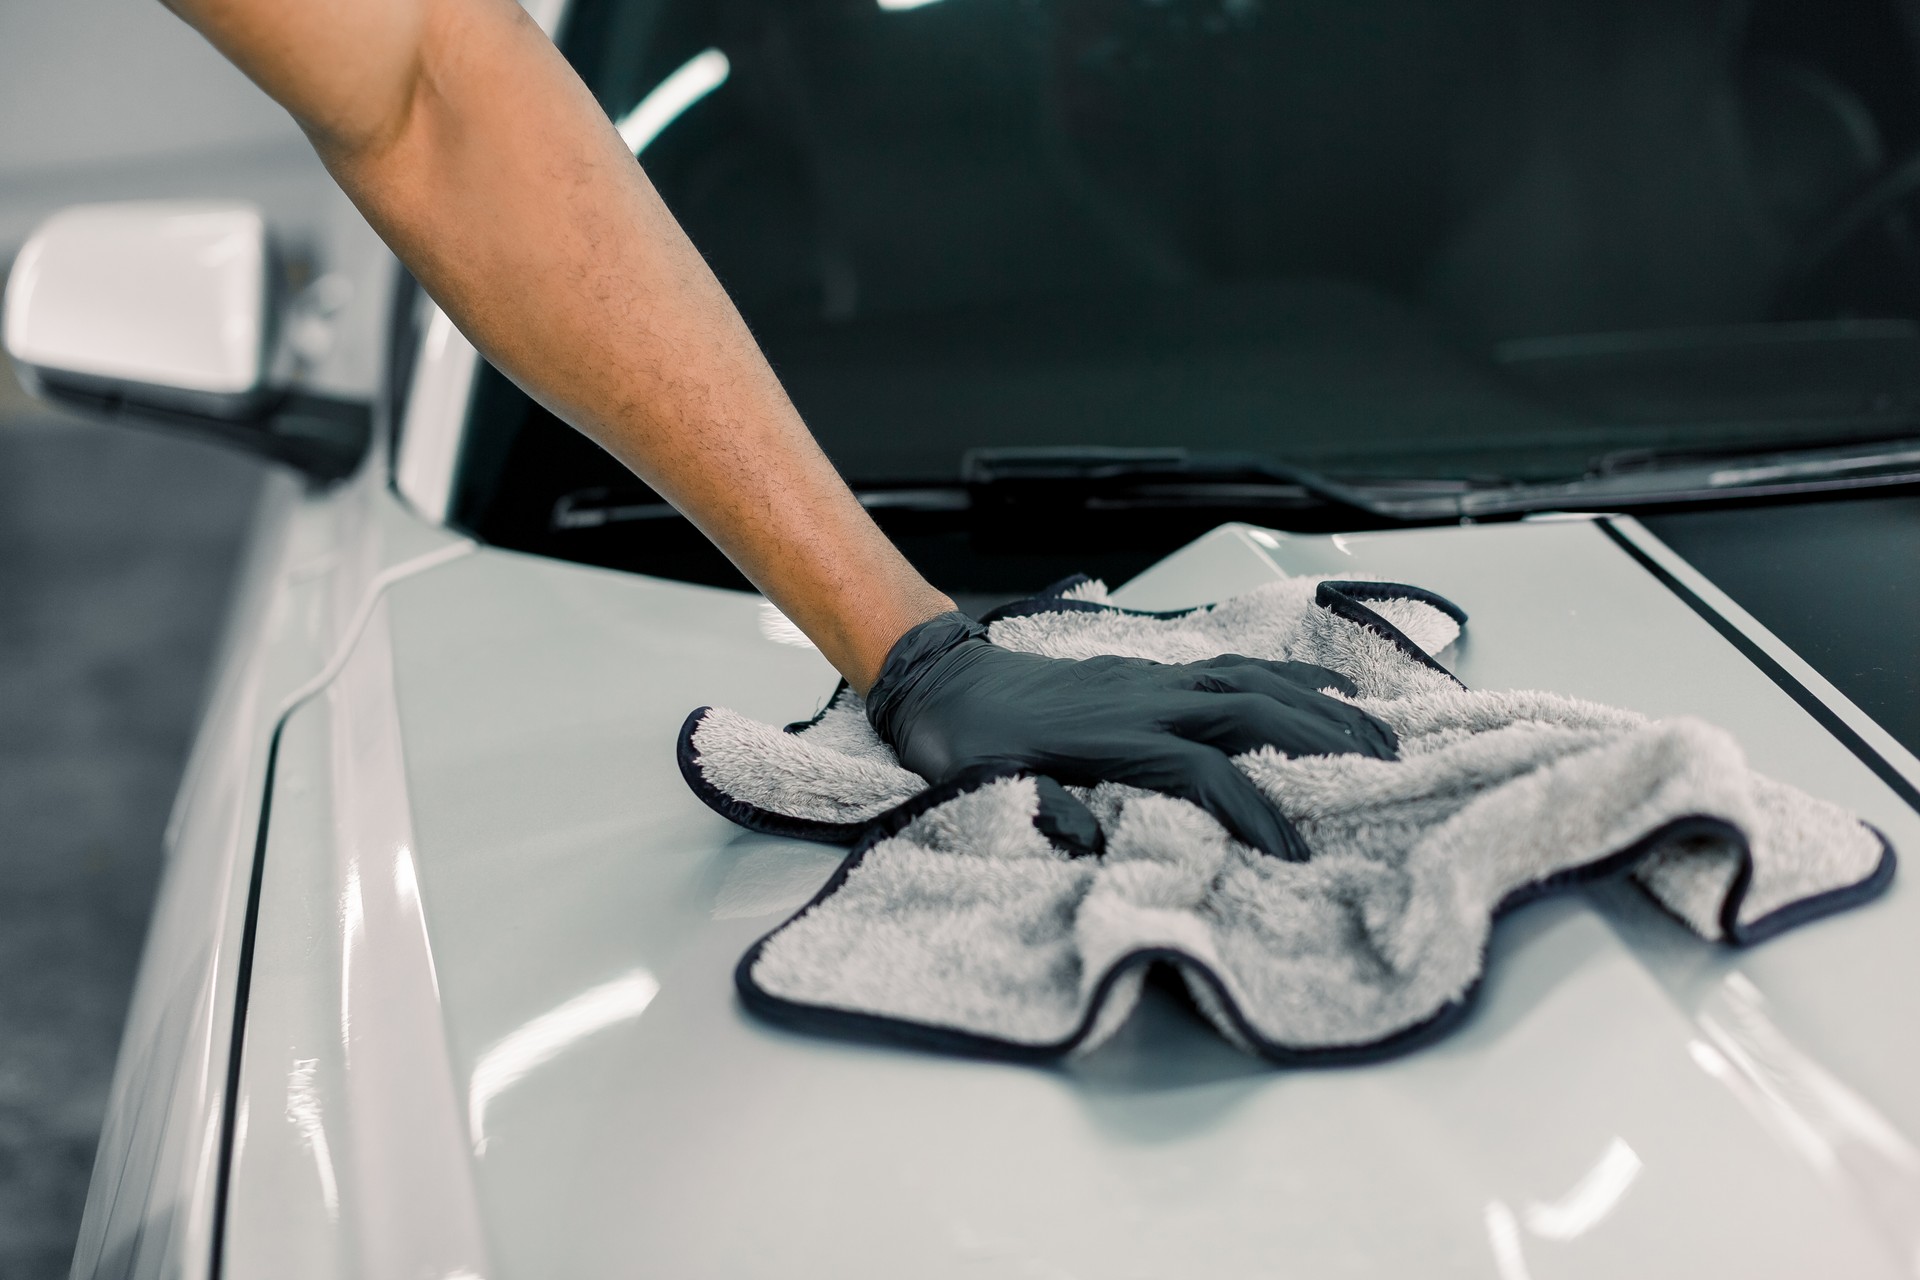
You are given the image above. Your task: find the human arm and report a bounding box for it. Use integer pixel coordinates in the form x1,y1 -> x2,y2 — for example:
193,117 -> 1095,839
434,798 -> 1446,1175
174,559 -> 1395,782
161,0 -> 1399,856
163,0 -> 951,689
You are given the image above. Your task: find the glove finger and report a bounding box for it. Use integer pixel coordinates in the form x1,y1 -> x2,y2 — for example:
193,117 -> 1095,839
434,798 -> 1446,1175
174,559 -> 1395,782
1165,691 -> 1399,760
1185,661 -> 1394,755
1240,669 -> 1395,756
1194,653 -> 1361,698
1032,776 -> 1104,858
1111,736 -> 1311,861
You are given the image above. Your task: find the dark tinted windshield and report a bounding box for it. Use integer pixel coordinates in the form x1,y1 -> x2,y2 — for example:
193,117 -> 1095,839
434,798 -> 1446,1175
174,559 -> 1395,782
451,0 -> 1920,587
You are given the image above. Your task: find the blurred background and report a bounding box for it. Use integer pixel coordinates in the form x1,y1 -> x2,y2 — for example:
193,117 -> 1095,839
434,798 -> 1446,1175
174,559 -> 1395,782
1,4 -> 321,1272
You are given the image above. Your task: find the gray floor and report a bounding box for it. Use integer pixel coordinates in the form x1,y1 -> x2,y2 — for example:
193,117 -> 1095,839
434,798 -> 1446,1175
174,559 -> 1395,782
0,367 -> 261,1277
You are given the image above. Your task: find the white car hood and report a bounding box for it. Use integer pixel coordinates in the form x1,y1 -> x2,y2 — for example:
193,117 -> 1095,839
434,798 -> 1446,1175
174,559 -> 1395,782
225,517 -> 1920,1279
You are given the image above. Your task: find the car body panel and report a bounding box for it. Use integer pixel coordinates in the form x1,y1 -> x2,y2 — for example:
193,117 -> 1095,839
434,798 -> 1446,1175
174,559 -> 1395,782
222,598 -> 490,1279
67,452 -> 470,1279
209,511 -> 1919,1278
4,202 -> 270,396
1643,495 -> 1920,756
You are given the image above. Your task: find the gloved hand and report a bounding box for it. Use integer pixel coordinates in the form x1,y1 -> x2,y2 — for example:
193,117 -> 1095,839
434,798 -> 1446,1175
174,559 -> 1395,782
865,611 -> 1399,860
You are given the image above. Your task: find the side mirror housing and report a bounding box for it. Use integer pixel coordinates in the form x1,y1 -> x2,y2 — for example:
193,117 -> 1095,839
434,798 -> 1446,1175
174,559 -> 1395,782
4,201 -> 370,483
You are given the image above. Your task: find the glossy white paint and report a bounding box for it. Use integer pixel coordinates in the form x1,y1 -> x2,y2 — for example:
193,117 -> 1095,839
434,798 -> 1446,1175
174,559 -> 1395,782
1605,517 -> 1920,793
223,599 -> 491,1278
4,201 -> 268,397
392,300 -> 479,525
75,389 -> 1920,1279
65,397 -> 471,1279
184,512 -> 1917,1279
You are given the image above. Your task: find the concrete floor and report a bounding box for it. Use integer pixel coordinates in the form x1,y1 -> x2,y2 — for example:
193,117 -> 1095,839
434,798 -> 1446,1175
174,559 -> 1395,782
0,366 -> 262,1276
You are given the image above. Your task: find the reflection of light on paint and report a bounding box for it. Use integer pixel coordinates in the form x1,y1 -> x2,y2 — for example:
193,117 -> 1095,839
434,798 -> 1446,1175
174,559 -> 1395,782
759,600 -> 817,649
287,1058 -> 341,1220
1690,972 -> 1920,1267
232,1092 -> 250,1176
1689,1030 -> 1840,1165
879,0 -> 946,9
193,226 -> 254,268
1524,1138 -> 1642,1241
1483,1200 -> 1531,1280
468,970 -> 659,1153
392,844 -> 443,1003
3,241 -> 43,340
340,861 -> 364,1063
394,844 -> 421,904
1244,527 -> 1280,549
616,49 -> 730,155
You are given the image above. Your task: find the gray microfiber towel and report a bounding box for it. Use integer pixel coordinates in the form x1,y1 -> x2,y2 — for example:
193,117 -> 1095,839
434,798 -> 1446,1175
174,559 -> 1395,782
677,575 -> 1896,1064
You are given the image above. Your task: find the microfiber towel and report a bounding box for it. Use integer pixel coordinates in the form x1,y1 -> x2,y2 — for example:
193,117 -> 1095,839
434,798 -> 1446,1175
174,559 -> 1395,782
677,574 -> 1896,1064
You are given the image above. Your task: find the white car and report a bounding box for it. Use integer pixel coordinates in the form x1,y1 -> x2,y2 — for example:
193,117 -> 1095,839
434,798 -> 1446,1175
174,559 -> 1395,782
9,0 -> 1920,1275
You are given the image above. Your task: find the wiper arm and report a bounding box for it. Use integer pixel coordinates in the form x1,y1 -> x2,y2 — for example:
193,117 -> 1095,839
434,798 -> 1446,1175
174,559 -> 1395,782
959,447 -> 1429,520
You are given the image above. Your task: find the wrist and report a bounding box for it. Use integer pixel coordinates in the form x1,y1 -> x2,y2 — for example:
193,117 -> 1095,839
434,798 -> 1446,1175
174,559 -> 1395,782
846,587 -> 959,696
863,610 -> 985,738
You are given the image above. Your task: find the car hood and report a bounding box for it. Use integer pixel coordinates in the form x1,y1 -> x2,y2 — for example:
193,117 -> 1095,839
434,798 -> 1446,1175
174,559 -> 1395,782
226,516 -> 1920,1279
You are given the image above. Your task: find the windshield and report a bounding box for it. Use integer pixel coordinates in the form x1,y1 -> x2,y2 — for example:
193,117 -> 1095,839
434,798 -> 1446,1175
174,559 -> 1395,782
448,0 -> 1920,589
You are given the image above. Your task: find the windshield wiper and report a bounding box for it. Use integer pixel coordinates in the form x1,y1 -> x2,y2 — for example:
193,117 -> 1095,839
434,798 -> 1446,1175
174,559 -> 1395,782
955,447 -> 1430,520
956,437 -> 1920,520
552,436 -> 1920,534
551,447 -> 1419,533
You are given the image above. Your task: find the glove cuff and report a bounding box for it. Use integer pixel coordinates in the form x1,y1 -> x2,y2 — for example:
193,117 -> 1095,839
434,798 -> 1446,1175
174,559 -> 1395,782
865,610 -> 986,742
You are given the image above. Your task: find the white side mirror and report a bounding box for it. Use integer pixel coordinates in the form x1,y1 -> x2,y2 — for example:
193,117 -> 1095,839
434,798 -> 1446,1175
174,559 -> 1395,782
6,201 -> 271,412
4,200 -> 368,481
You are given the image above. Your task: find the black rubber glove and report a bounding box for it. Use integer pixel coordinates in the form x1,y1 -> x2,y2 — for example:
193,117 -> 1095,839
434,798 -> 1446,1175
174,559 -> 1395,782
865,612 -> 1398,861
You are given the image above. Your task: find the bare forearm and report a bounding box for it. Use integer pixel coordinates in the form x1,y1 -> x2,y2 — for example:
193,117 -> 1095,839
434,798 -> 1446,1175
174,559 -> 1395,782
163,0 -> 948,689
